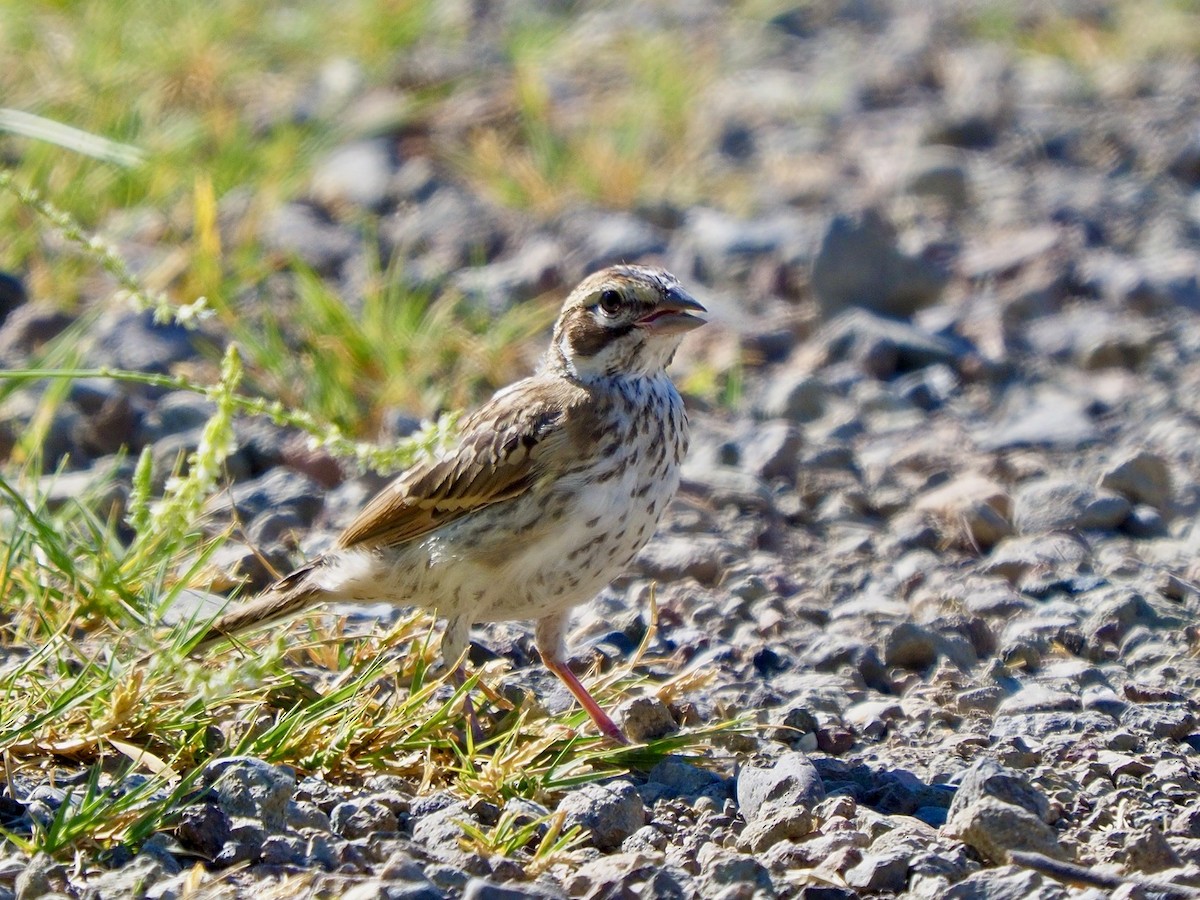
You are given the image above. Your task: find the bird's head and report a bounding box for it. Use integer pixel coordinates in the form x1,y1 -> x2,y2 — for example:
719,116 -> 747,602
544,265 -> 707,380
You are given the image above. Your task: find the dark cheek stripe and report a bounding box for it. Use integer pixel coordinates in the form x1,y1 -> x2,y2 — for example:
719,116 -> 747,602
569,320 -> 636,358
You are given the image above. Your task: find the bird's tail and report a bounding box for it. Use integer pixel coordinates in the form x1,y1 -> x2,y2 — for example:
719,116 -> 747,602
193,562 -> 324,652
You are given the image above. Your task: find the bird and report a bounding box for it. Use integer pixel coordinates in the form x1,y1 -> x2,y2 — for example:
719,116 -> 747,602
197,264 -> 706,744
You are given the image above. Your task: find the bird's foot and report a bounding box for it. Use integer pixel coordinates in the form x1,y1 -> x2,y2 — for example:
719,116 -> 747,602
543,656 -> 630,745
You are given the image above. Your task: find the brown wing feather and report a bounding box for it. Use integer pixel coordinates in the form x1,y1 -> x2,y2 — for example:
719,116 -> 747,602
335,378 -> 589,550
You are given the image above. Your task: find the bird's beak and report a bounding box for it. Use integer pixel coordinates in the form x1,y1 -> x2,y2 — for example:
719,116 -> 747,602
637,288 -> 707,335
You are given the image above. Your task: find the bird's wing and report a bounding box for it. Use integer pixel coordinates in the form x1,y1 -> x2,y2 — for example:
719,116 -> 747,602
335,379 -> 589,550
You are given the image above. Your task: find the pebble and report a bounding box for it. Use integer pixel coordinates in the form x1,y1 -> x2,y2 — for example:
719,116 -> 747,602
736,752 -> 826,820
1100,450 -> 1173,510
634,535 -> 727,587
556,781 -> 645,852
944,796 -> 1065,864
1012,478 -> 1131,533
811,208 -> 949,319
612,695 -> 678,743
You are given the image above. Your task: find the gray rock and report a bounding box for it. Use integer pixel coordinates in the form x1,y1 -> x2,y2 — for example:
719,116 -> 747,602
613,695 -> 677,743
1012,478 -> 1131,533
137,390 -> 217,444
989,711 -> 1117,741
205,756 -> 296,832
904,149 -> 971,209
647,757 -> 729,799
330,799 -> 400,839
979,387 -> 1100,451
451,237 -> 564,314
175,801 -> 233,858
843,848 -> 910,893
559,209 -> 666,273
381,187 -> 503,285
374,853 -> 447,900
945,796 -> 1065,864
699,849 -> 775,897
85,309 -> 201,374
1120,703 -> 1195,740
942,865 -> 1068,899
219,467 -> 326,525
462,878 -> 549,900
736,752 -> 826,820
14,854 -> 64,900
811,209 -> 948,319
740,421 -> 802,482
756,373 -> 826,423
1083,591 -> 1167,646
816,309 -> 969,378
1100,450 -> 1172,510
914,475 -> 1012,550
947,759 -> 1051,824
565,854 -> 691,899
410,802 -> 481,861
83,851 -> 180,900
0,271 -> 26,327
310,139 -> 396,212
737,800 -> 818,852
556,780 -> 645,852
259,833 -> 309,866
635,535 -> 726,586
883,623 -> 942,670
261,202 -> 359,275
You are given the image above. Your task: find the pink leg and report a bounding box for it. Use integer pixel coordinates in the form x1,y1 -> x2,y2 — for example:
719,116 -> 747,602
536,613 -> 629,745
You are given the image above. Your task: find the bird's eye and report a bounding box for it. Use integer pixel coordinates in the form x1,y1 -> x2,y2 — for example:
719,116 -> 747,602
597,289 -> 623,316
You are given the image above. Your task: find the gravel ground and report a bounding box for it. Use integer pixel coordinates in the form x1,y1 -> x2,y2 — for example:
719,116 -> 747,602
5,1 -> 1200,897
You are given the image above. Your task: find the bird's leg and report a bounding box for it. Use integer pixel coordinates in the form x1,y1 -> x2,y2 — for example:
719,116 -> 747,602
535,612 -> 629,745
444,616 -> 485,745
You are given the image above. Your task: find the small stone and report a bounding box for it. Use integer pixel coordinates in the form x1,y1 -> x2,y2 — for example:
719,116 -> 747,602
700,849 -> 775,896
310,139 -> 395,212
259,834 -> 308,866
843,699 -> 905,740
757,373 -> 826,423
647,757 -> 729,798
882,623 -> 942,671
613,695 -> 677,743
947,760 -> 1051,824
205,757 -> 296,832
904,149 -> 971,209
451,237 -> 564,315
979,387 -> 1100,451
15,854 -> 65,900
1012,478 -> 1131,533
741,421 -> 802,482
737,800 -> 818,852
945,797 -> 1065,864
635,535 -> 726,586
737,751 -> 826,820
844,849 -> 910,893
1125,821 -> 1180,874
330,799 -> 399,839
462,878 -> 549,899
83,852 -> 180,900
0,271 -> 27,327
812,208 -> 949,319
176,801 -> 233,858
1100,451 -> 1172,510
556,780 -> 645,852
915,475 -> 1012,550
260,202 -> 358,275
941,865 -> 1069,899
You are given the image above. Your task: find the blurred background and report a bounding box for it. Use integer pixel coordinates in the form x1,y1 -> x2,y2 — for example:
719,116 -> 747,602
3,0 -> 1197,441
